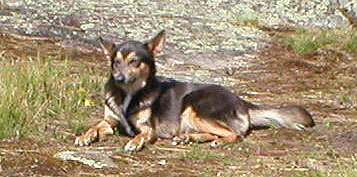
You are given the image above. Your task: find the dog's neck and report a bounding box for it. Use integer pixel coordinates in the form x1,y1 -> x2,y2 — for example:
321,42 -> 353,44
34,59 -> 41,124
123,75 -> 160,115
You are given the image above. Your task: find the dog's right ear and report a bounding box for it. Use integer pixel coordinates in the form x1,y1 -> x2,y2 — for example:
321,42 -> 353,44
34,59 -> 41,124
98,37 -> 115,60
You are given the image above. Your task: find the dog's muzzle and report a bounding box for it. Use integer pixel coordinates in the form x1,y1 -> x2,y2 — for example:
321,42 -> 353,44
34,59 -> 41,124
114,74 -> 125,83
113,74 -> 135,84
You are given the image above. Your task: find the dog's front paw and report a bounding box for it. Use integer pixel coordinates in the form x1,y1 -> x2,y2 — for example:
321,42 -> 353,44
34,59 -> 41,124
172,135 -> 190,145
124,137 -> 145,152
74,128 -> 98,146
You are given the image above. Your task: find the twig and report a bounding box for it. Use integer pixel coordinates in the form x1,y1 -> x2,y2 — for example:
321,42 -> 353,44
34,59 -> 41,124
0,149 -> 40,154
153,146 -> 190,152
111,153 -> 139,161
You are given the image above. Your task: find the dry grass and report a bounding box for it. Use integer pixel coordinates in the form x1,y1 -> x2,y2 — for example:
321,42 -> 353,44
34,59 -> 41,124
0,28 -> 356,176
0,47 -> 104,140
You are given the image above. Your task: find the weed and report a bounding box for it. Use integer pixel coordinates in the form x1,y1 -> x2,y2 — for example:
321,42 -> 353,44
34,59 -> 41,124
324,121 -> 333,129
285,28 -> 357,56
287,28 -> 337,54
233,12 -> 259,27
340,80 -> 357,89
0,57 -> 103,140
288,159 -> 357,177
239,15 -> 259,26
340,94 -> 357,108
199,168 -> 216,177
345,33 -> 357,52
179,144 -> 224,160
336,157 -> 357,177
287,170 -> 328,177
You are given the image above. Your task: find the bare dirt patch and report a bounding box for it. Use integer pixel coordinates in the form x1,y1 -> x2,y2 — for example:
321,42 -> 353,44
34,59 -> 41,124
0,28 -> 356,177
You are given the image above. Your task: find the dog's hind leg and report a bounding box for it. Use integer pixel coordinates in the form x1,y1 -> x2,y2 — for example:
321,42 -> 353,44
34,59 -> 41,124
172,133 -> 218,145
179,106 -> 238,147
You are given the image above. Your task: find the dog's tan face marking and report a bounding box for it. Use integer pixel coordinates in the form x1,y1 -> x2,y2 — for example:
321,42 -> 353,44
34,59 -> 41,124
113,51 -> 144,67
124,51 -> 136,61
123,59 -> 150,91
113,51 -> 135,62
111,50 -> 151,93
115,51 -> 123,60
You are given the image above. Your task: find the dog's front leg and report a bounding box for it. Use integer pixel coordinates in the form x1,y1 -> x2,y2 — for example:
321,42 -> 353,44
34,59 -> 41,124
75,104 -> 121,146
124,108 -> 155,152
74,119 -> 118,146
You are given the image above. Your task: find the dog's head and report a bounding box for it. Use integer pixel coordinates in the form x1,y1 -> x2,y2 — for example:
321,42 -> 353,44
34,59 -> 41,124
99,30 -> 166,93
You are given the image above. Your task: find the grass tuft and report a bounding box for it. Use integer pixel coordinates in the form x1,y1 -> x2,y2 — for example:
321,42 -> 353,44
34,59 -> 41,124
179,144 -> 224,160
287,28 -> 337,54
234,13 -> 259,26
286,28 -> 357,55
345,34 -> 357,52
0,57 -> 103,140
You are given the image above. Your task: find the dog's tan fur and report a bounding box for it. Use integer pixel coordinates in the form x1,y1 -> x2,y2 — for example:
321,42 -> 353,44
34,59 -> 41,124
75,30 -> 314,151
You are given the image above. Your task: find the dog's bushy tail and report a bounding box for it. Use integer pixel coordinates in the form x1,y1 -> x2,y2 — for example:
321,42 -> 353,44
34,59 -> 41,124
247,103 -> 315,130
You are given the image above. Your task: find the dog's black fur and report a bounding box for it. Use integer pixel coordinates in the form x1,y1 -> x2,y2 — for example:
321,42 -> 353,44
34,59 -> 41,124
75,30 -> 314,151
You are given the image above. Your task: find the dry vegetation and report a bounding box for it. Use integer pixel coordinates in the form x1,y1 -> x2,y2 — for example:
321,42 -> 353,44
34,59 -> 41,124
0,27 -> 356,176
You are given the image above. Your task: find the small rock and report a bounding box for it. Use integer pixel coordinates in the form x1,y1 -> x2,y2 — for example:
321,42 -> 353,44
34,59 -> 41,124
54,151 -> 117,168
158,159 -> 167,165
80,23 -> 95,30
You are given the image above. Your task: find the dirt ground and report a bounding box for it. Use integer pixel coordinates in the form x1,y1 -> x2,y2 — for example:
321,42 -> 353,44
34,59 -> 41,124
0,29 -> 356,177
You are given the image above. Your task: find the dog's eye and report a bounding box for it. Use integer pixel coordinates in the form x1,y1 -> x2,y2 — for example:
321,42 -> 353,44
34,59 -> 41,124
129,58 -> 140,66
112,59 -> 120,65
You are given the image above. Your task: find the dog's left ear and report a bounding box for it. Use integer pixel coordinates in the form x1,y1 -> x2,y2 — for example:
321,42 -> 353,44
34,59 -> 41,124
144,30 -> 166,57
98,37 -> 115,60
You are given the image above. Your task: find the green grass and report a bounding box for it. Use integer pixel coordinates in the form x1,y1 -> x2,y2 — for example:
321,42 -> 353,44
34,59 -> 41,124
287,28 -> 337,54
179,144 -> 224,160
341,94 -> 357,106
287,170 -> 329,177
338,79 -> 357,108
345,34 -> 357,52
288,155 -> 357,177
288,165 -> 357,177
0,57 -> 103,140
286,28 -> 357,54
233,13 -> 259,27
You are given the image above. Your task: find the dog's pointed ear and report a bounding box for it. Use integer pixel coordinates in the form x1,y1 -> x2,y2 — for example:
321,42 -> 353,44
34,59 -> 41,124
144,30 -> 166,57
98,37 -> 115,60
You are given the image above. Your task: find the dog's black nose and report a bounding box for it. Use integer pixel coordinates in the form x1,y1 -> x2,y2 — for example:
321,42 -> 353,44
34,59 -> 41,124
114,74 -> 125,83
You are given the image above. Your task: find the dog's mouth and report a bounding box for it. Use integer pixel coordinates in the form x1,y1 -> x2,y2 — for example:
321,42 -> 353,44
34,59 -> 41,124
114,77 -> 136,85
116,77 -> 148,94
